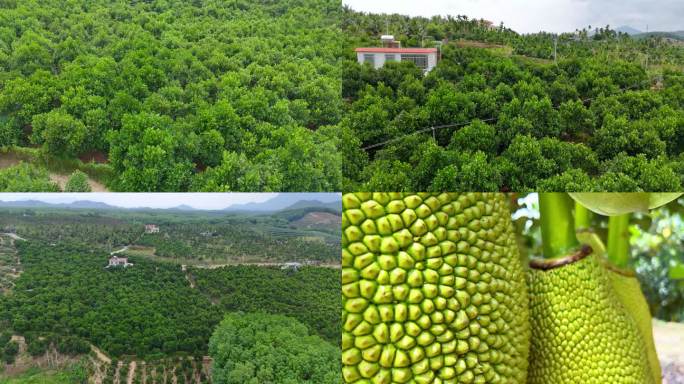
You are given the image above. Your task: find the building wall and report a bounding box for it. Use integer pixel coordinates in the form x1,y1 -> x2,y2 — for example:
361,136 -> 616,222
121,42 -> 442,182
426,53 -> 438,72
357,52 -> 438,72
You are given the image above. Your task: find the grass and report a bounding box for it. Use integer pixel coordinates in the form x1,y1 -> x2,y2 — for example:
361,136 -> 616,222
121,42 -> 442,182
0,146 -> 114,189
0,367 -> 83,384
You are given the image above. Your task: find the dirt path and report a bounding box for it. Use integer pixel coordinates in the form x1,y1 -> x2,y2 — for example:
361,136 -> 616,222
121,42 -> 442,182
184,268 -> 196,289
127,361 -> 136,384
0,152 -> 22,169
1,233 -> 26,242
111,246 -> 130,255
91,344 -> 112,365
49,173 -> 108,192
194,262 -> 341,269
654,319 -> 684,383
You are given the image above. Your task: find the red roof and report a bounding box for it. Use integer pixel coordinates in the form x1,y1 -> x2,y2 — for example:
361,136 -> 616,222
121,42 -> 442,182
355,47 -> 438,54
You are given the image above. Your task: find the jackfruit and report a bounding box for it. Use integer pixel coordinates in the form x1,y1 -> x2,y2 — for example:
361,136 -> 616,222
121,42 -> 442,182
576,231 -> 662,383
342,192 -> 530,384
607,266 -> 662,384
527,248 -> 655,384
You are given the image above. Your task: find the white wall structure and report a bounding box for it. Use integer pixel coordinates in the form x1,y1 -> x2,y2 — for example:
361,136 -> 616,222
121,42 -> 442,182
355,48 -> 439,73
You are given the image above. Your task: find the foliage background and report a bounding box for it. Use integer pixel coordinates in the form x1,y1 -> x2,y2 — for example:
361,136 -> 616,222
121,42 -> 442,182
341,9 -> 684,191
0,0 -> 344,192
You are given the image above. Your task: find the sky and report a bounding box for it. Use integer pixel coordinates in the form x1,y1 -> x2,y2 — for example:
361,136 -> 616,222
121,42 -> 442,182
0,193 -> 339,210
342,0 -> 683,34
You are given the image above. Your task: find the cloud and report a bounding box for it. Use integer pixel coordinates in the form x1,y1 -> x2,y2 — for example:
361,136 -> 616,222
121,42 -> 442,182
343,0 -> 681,33
581,0 -> 684,32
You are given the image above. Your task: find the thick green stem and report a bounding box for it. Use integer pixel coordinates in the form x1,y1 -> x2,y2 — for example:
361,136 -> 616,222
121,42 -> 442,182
607,214 -> 631,268
539,193 -> 580,259
574,202 -> 594,231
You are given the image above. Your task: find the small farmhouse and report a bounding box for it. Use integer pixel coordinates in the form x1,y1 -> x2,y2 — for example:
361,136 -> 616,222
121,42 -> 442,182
107,256 -> 133,268
144,224 -> 160,234
355,35 -> 440,73
281,262 -> 302,271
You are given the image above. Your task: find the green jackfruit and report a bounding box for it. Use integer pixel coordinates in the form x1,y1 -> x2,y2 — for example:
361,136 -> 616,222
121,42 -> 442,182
527,249 -> 655,384
342,193 -> 530,384
577,231 -> 661,383
607,266 -> 662,384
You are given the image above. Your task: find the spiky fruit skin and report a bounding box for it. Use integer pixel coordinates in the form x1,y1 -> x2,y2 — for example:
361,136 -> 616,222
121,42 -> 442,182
527,252 -> 655,384
608,269 -> 662,384
342,193 -> 530,384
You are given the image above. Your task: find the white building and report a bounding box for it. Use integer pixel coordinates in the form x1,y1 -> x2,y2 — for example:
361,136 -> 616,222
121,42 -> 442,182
281,262 -> 302,271
144,224 -> 160,234
355,47 -> 440,73
107,256 -> 133,268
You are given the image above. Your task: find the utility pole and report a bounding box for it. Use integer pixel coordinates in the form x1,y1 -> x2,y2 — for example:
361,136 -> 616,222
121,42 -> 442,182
553,35 -> 558,64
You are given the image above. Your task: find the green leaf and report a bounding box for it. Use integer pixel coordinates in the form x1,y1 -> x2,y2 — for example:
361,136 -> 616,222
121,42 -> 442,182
569,193 -> 682,216
575,231 -> 606,256
669,263 -> 684,280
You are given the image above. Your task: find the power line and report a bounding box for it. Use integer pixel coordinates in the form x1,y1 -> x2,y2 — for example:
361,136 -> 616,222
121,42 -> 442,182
361,78 -> 653,151
362,118 -> 497,151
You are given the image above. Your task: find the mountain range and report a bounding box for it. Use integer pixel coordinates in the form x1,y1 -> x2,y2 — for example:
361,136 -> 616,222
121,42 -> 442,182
0,193 -> 341,213
616,26 -> 684,40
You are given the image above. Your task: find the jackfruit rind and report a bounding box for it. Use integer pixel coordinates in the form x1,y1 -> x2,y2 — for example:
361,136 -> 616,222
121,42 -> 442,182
342,193 -> 530,384
528,249 -> 655,384
607,265 -> 662,384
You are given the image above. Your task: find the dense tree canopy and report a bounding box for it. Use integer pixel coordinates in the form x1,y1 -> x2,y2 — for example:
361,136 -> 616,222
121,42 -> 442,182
192,266 -> 340,343
0,239 -> 340,363
209,313 -> 340,384
0,0 -> 343,192
1,241 -> 222,358
341,9 -> 684,191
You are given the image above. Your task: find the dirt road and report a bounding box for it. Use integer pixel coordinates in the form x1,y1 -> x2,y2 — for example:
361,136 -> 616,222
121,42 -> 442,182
1,233 -> 26,241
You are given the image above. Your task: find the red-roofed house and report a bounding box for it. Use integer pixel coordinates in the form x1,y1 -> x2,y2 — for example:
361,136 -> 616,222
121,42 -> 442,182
355,47 -> 440,73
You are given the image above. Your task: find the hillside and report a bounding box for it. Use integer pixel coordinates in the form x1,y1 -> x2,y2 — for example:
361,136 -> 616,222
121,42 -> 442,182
0,0 -> 343,192
341,9 -> 684,191
0,237 -> 340,383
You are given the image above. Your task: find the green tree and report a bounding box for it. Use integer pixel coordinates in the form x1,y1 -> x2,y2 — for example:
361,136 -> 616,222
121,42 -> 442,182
2,341 -> 19,364
209,313 -> 340,384
31,110 -> 87,157
0,163 -> 59,192
64,170 -> 92,192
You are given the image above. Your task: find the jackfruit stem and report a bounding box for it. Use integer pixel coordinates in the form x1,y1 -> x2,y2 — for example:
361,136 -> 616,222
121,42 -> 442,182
539,193 -> 580,259
574,202 -> 594,231
607,214 -> 631,268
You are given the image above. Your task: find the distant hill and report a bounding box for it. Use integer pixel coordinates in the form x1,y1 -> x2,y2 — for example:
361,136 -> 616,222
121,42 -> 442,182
0,194 -> 342,213
224,193 -> 341,212
617,25 -> 642,35
0,200 -> 118,210
284,200 -> 341,212
169,204 -> 197,211
633,31 -> 684,41
615,25 -> 684,41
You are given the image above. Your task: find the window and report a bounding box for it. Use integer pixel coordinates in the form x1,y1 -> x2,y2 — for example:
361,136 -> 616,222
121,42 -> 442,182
385,54 -> 396,62
363,54 -> 375,66
401,54 -> 428,71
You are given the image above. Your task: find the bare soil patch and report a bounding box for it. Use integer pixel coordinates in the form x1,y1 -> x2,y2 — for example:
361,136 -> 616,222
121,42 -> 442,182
0,152 -> 22,169
654,319 -> 684,383
49,173 -> 108,192
78,150 -> 109,164
292,212 -> 340,227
